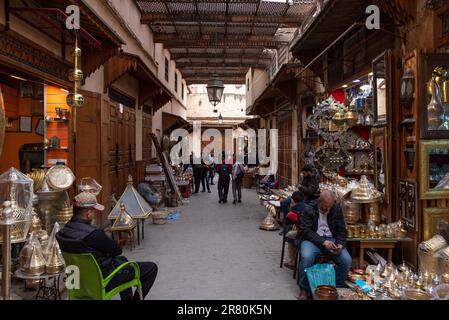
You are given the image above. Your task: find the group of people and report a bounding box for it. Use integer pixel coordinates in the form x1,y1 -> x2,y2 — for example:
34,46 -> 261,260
186,152 -> 246,205
280,165 -> 352,300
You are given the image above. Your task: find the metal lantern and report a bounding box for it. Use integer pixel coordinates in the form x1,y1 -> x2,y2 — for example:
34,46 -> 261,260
400,68 -> 415,107
206,74 -> 224,107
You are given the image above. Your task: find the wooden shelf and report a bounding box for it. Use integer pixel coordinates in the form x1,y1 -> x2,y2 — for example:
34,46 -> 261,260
345,171 -> 374,175
45,147 -> 69,151
346,148 -> 372,152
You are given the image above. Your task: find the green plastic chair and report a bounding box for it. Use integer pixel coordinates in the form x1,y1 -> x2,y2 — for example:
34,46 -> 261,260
62,252 -> 142,300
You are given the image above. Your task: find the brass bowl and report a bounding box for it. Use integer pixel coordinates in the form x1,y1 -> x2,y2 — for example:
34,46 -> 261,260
348,273 -> 366,283
442,273 -> 449,284
403,289 -> 433,300
315,285 -> 338,300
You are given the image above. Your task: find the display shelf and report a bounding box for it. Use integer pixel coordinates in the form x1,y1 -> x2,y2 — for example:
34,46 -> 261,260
345,171 -> 374,175
45,146 -> 69,151
346,148 -> 372,152
46,118 -> 69,123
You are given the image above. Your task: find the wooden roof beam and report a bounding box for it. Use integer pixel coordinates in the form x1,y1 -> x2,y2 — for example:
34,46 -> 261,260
176,62 -> 269,68
162,40 -> 283,49
154,33 -> 279,42
171,52 -> 272,60
185,78 -> 246,85
141,13 -> 302,26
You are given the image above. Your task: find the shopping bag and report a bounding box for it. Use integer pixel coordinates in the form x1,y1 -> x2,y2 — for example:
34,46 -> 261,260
305,263 -> 336,298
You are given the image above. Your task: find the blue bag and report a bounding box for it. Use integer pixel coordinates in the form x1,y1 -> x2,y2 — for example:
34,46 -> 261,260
305,263 -> 336,299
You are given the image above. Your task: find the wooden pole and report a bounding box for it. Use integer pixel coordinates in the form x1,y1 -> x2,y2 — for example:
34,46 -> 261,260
1,224 -> 11,300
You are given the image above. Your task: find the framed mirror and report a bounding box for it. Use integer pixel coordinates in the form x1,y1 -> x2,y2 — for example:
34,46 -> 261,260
372,127 -> 389,204
419,53 -> 449,139
372,50 -> 390,126
420,140 -> 449,199
400,180 -> 417,230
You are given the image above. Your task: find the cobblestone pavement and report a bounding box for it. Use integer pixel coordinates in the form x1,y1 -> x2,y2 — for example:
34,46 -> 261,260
125,181 -> 299,300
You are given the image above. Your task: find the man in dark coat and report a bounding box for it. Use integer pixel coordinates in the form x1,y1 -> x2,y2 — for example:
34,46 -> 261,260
56,192 -> 157,300
297,190 -> 351,299
297,164 -> 320,203
215,152 -> 232,203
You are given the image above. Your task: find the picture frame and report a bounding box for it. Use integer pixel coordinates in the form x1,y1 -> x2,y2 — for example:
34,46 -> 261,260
20,81 -> 34,98
419,53 -> 449,139
372,50 -> 390,126
34,117 -> 44,136
371,127 -> 389,204
419,139 -> 449,199
423,207 -> 449,241
18,116 -> 32,132
400,180 -> 417,230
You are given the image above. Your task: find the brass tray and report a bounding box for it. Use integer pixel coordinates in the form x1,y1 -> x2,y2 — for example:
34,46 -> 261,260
46,165 -> 75,191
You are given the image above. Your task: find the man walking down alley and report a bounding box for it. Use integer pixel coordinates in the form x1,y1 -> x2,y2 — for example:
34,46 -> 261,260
216,153 -> 232,203
232,159 -> 245,204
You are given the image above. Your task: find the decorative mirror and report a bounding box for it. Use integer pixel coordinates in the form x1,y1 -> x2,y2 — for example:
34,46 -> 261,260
400,180 -> 417,230
420,139 -> 449,199
372,50 -> 390,125
423,207 -> 449,241
372,127 -> 389,203
419,53 -> 449,139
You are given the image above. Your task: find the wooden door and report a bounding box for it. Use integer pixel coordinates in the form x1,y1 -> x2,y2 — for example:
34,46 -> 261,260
142,111 -> 152,161
277,111 -> 292,188
74,90 -> 101,189
108,103 -> 136,198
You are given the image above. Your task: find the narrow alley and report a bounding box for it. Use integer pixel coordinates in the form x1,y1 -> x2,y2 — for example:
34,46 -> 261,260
125,182 -> 298,300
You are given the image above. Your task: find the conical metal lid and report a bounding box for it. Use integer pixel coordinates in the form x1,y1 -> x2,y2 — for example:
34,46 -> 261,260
111,202 -> 136,230
22,235 -> 46,276
46,242 -> 65,274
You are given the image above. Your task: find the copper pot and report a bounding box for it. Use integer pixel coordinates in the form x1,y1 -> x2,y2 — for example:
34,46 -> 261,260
343,200 -> 361,225
315,285 -> 338,300
361,202 -> 381,225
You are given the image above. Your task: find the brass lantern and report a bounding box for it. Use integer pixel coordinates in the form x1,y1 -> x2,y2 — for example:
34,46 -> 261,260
400,68 -> 415,107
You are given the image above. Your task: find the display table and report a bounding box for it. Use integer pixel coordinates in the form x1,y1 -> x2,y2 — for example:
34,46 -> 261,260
14,270 -> 64,300
347,237 -> 413,267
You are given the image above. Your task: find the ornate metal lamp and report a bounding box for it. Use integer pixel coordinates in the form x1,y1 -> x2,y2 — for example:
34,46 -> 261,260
206,74 -> 224,107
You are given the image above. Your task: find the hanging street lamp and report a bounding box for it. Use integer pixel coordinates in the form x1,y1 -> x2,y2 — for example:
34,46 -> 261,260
206,74 -> 225,107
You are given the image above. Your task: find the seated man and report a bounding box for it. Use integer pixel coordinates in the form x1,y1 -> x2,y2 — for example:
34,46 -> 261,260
297,190 -> 351,300
282,191 -> 305,270
56,192 -> 158,300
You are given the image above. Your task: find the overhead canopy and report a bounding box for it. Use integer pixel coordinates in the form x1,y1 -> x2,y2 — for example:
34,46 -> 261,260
163,112 -> 192,134
136,0 -> 318,84
248,63 -> 314,116
104,53 -> 173,111
8,0 -> 125,78
290,0 -> 412,69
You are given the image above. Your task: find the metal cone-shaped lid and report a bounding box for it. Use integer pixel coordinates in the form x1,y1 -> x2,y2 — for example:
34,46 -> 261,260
111,202 -> 136,231
22,234 -> 46,276
45,241 -> 65,274
108,175 -> 152,220
351,175 -> 381,202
